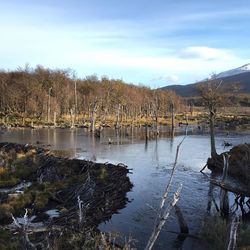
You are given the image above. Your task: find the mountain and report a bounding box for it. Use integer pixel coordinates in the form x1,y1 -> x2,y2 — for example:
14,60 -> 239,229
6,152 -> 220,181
216,63 -> 250,78
162,64 -> 250,97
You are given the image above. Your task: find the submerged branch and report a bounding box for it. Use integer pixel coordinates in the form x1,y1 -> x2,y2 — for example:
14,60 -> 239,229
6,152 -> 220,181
175,205 -> 189,234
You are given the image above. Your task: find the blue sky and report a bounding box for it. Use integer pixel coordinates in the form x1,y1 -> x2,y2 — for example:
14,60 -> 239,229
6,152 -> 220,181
0,0 -> 250,87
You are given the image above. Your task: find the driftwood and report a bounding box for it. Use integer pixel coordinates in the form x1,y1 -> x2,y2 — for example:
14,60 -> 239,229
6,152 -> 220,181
145,186 -> 182,250
11,209 -> 36,250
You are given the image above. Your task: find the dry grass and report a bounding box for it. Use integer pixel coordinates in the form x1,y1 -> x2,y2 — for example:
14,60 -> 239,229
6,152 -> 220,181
0,167 -> 7,176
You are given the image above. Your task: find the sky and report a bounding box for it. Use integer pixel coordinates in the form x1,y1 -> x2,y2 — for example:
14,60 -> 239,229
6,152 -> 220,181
0,0 -> 250,87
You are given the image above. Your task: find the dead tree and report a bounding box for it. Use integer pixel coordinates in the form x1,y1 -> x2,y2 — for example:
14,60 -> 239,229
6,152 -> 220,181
90,98 -> 98,132
47,87 -> 52,123
167,91 -> 178,132
197,78 -> 225,159
152,91 -> 160,135
115,103 -> 121,129
53,111 -> 57,127
145,107 -> 150,141
74,80 -> 78,116
170,102 -> 175,131
70,108 -> 75,128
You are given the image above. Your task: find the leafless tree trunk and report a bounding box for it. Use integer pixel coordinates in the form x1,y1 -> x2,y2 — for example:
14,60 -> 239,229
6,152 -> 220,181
197,79 -> 224,159
209,109 -> 217,158
47,87 -> 52,123
90,99 -> 98,132
53,112 -> 57,127
152,93 -> 159,135
74,81 -> 78,113
189,102 -> 194,117
185,113 -> 188,124
115,103 -> 121,129
145,108 -> 149,141
102,107 -> 108,125
74,80 -> 78,124
70,108 -> 75,128
170,102 -> 175,130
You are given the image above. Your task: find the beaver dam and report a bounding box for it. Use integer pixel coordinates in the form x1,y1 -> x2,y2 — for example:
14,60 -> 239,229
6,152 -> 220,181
0,142 -> 133,249
205,143 -> 250,195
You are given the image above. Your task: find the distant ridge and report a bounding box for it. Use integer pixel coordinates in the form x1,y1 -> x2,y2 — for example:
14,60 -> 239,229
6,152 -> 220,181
161,64 -> 250,97
216,63 -> 250,78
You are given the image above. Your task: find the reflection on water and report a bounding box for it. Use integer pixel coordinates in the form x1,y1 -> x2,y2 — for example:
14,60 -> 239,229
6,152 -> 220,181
1,127 -> 250,249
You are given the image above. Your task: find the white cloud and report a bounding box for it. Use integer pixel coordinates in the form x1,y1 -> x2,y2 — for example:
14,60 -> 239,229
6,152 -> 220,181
179,46 -> 234,61
150,75 -> 179,83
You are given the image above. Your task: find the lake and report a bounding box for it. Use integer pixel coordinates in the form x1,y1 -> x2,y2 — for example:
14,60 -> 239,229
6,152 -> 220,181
1,126 -> 249,249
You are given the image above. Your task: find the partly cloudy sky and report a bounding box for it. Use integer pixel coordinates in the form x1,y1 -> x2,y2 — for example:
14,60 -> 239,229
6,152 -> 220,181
0,0 -> 250,87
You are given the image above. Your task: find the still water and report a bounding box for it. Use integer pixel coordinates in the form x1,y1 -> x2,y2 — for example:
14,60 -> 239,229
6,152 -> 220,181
1,127 -> 249,249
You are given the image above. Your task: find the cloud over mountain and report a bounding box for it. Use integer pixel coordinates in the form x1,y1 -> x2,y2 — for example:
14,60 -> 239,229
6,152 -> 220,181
179,46 -> 233,61
150,75 -> 179,84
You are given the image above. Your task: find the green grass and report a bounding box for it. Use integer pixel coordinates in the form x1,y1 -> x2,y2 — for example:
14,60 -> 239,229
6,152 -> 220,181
200,216 -> 228,250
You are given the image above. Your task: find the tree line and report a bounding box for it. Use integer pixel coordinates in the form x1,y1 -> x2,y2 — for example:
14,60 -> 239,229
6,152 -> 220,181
0,65 -> 183,129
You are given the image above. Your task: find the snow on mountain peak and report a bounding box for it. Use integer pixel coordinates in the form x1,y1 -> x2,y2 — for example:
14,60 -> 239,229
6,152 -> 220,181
240,63 -> 250,71
216,63 -> 250,78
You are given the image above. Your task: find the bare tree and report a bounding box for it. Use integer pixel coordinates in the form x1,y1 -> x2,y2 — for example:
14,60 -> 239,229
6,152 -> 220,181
47,87 -> 52,123
90,98 -> 99,132
197,77 -> 225,158
166,91 -> 180,131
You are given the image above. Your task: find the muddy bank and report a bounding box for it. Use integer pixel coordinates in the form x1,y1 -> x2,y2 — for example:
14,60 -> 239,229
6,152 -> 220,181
0,142 -> 133,249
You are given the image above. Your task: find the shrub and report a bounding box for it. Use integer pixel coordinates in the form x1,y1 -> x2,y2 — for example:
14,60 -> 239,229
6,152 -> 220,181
0,204 -> 14,221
